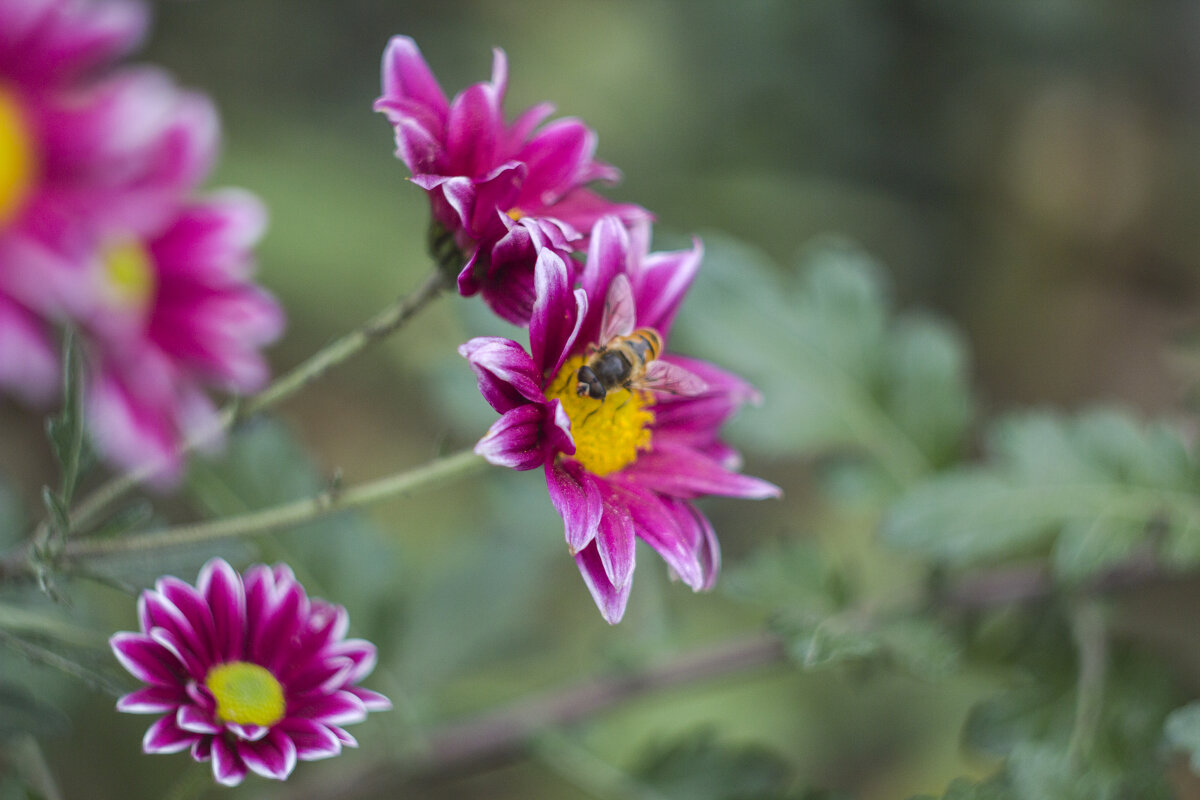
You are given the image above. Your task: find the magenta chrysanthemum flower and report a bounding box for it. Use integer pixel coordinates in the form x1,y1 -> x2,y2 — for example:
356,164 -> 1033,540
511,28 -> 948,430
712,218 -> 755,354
375,35 -> 650,325
0,0 -> 219,403
111,558 -> 391,787
82,190 -> 284,483
460,217 -> 779,623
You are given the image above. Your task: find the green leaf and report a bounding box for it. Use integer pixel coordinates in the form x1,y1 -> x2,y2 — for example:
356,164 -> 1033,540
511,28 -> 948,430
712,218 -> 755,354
724,541 -> 845,615
44,330 -> 87,506
0,480 -> 26,551
0,683 -> 68,741
672,234 -> 973,484
632,729 -> 804,800
881,409 -> 1200,571
1164,702 -> 1200,773
909,775 -> 1014,800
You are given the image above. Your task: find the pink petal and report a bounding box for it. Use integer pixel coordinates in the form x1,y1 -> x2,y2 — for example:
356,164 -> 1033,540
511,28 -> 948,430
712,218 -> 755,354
110,632 -> 183,687
632,237 -> 702,339
239,729 -> 298,781
546,460 -> 602,553
278,718 -> 342,761
474,404 -> 547,470
458,336 -> 544,413
575,542 -> 632,624
629,443 -> 781,500
176,704 -> 221,735
530,248 -> 585,379
347,687 -> 392,712
197,557 -> 246,662
142,715 -> 198,754
596,502 -> 636,589
297,691 -> 367,727
116,685 -> 184,714
515,118 -> 598,209
211,737 -> 247,787
379,35 -> 448,131
445,82 -> 502,177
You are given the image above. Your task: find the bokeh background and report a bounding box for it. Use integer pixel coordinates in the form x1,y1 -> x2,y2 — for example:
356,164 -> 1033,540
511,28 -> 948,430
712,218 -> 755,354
4,0 -> 1200,797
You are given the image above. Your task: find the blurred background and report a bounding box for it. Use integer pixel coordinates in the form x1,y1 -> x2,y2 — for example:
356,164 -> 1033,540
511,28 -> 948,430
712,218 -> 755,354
5,0 -> 1200,797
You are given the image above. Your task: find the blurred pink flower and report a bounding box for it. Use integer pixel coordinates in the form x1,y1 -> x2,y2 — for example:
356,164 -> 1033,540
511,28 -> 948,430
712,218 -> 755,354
460,218 -> 779,623
375,35 -> 650,325
112,558 -> 391,787
83,191 -> 284,483
0,0 -> 218,404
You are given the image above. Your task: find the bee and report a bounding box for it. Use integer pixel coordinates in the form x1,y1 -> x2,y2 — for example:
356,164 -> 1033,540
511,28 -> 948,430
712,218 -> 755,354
575,273 -> 706,401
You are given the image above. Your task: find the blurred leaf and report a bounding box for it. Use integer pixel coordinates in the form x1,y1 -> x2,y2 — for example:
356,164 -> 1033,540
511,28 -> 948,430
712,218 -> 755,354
673,234 -> 972,483
632,729 -> 804,800
183,418 -> 400,627
882,409 -> 1200,571
724,541 -> 846,614
0,684 -> 68,741
727,542 -> 959,677
44,330 -> 88,507
909,776 -> 1014,800
0,480 -> 25,551
1164,702 -> 1200,773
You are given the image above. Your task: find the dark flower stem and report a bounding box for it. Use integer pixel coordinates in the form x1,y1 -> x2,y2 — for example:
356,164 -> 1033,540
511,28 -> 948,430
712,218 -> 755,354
284,633 -> 790,799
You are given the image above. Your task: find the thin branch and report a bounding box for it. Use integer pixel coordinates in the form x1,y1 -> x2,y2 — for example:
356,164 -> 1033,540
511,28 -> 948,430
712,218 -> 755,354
1066,600 -> 1108,767
285,633 -> 790,799
60,449 -> 487,561
66,269 -> 449,537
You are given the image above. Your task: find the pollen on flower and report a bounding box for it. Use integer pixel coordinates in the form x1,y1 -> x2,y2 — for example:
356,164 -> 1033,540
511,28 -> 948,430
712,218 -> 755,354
505,208 -> 525,221
205,661 -> 286,728
101,240 -> 157,311
0,85 -> 38,227
546,354 -> 654,476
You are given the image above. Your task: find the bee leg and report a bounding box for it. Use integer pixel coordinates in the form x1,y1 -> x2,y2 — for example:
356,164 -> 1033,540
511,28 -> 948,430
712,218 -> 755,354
581,400 -> 604,425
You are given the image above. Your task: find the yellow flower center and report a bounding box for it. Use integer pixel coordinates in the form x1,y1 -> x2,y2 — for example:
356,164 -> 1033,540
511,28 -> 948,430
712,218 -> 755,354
545,354 -> 655,476
505,207 -> 525,221
205,661 -> 286,727
101,240 -> 157,311
0,84 -> 38,228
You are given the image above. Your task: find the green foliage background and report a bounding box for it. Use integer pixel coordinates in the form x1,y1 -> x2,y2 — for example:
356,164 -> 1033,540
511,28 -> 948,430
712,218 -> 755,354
4,1 -> 1200,798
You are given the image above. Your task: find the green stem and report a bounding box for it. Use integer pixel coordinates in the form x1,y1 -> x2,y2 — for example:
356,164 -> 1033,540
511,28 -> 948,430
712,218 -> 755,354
1066,599 -> 1108,767
65,268 -> 449,538
63,449 -> 487,560
0,602 -> 110,648
532,731 -> 671,800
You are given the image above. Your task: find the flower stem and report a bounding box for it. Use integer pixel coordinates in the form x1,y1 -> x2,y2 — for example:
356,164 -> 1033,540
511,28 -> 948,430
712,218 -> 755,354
52,269 -> 450,540
63,449 -> 487,560
1066,599 -> 1108,767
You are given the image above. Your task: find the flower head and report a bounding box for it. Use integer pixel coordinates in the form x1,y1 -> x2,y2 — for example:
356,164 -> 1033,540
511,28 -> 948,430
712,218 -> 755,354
375,35 -> 650,325
0,0 -> 220,404
111,558 -> 391,787
83,190 -> 284,483
460,217 -> 779,623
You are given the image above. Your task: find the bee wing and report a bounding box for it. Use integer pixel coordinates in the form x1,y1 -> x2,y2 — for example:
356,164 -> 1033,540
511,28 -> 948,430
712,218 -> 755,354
599,273 -> 636,342
640,360 -> 708,397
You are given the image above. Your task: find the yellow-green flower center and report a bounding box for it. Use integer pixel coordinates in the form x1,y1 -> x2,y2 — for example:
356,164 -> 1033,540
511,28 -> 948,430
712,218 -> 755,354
205,661 -> 286,727
0,84 -> 38,228
101,240 -> 157,311
545,354 -> 655,476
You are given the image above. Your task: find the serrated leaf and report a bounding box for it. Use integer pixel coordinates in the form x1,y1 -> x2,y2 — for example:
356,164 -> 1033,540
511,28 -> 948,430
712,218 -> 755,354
882,409 -> 1200,571
671,234 -> 971,483
881,315 -> 972,468
1164,702 -> 1200,773
723,541 -> 844,614
632,729 -> 802,800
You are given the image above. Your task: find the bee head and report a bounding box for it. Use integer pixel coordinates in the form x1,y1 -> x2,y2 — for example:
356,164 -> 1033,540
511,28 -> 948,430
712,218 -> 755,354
576,366 -> 606,400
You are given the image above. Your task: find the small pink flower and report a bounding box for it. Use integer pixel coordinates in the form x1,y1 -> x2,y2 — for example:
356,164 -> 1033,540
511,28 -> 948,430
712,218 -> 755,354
375,35 -> 650,325
83,190 -> 284,483
111,558 -> 391,787
460,218 -> 779,623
